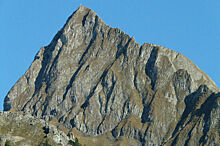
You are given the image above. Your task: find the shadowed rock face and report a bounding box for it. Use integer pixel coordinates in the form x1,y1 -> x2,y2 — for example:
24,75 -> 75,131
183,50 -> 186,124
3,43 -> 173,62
4,6 -> 219,145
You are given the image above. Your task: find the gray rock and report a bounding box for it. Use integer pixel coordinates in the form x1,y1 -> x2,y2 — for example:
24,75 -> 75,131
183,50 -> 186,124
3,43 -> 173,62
4,5 -> 219,145
0,111 -> 70,146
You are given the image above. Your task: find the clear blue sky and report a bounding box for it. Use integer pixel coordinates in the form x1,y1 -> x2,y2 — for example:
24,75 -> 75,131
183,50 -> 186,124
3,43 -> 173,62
0,0 -> 219,110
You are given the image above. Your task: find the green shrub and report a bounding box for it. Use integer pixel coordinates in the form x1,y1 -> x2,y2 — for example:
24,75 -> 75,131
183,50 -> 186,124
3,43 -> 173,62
68,138 -> 82,146
5,140 -> 11,146
68,140 -> 74,145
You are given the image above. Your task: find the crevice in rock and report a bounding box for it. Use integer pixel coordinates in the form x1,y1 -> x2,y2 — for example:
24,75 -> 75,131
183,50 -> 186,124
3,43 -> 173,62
98,94 -> 104,116
104,73 -> 116,113
79,15 -> 99,65
141,124 -> 151,146
141,93 -> 155,123
170,133 -> 180,146
81,80 -> 99,109
97,115 -> 107,134
83,109 -> 88,133
42,103 -> 49,117
138,45 -> 143,57
109,94 -> 116,112
62,63 -> 84,102
116,37 -> 133,59
70,118 -> 75,128
111,116 -> 128,138
145,47 -> 159,91
81,68 -> 108,109
133,69 -> 138,91
184,121 -> 198,146
81,69 -> 109,110
82,10 -> 91,26
121,100 -> 129,120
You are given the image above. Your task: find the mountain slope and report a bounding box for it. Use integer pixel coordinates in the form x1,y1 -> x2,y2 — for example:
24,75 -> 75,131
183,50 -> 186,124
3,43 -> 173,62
0,111 -> 71,146
4,6 -> 219,145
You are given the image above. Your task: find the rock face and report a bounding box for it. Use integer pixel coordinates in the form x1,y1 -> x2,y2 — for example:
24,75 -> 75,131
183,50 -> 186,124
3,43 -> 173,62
4,6 -> 220,145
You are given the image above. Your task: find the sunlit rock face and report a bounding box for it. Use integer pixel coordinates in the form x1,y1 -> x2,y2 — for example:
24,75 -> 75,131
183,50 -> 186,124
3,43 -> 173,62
4,6 -> 219,145
0,111 -> 70,146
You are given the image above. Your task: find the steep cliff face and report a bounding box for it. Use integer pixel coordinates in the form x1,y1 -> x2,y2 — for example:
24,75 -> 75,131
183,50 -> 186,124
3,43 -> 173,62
4,6 -> 219,145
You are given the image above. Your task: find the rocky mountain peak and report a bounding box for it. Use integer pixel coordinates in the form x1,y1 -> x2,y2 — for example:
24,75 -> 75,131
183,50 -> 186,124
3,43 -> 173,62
3,6 -> 219,145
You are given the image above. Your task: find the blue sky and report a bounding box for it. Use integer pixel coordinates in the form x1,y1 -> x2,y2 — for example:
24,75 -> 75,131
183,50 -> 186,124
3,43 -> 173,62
0,0 -> 219,110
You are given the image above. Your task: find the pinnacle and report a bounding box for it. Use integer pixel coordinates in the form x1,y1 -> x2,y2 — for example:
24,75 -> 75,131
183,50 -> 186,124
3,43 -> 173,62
70,5 -> 100,22
68,5 -> 103,27
76,5 -> 94,15
77,5 -> 91,11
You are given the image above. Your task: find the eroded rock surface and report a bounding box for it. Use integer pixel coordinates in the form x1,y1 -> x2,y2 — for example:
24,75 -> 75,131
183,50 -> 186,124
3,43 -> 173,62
4,6 -> 219,145
0,111 -> 70,146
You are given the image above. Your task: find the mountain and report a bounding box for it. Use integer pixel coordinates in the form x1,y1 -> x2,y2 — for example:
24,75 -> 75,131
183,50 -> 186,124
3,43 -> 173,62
4,6 -> 220,145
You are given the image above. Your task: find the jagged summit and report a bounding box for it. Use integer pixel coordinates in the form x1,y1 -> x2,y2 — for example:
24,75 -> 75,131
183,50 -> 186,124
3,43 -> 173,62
3,6 -> 220,145
78,5 -> 90,10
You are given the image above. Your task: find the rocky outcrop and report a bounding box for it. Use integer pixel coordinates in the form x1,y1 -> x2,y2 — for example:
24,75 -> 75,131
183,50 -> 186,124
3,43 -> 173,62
0,111 -> 71,146
4,6 -> 219,145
